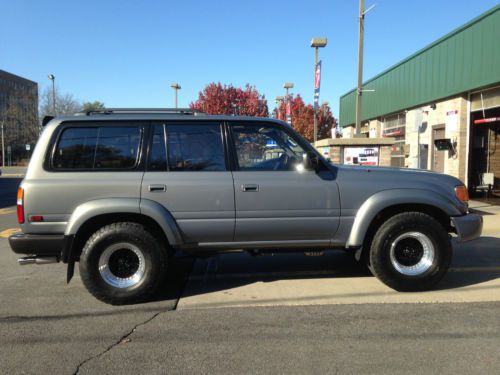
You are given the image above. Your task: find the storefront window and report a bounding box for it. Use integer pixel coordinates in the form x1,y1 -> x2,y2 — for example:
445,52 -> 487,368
382,113 -> 406,167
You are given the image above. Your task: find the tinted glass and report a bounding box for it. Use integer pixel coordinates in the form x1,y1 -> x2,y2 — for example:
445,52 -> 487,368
232,124 -> 306,171
53,127 -> 98,169
149,124 -> 167,171
167,124 -> 225,171
54,126 -> 141,169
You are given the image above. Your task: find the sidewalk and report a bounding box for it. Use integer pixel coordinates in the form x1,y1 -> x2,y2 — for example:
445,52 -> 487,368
0,166 -> 26,177
469,200 -> 500,236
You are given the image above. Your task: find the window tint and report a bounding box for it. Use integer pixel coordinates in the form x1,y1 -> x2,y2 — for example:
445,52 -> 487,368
149,124 -> 167,171
232,124 -> 306,171
53,126 -> 141,170
167,124 -> 225,171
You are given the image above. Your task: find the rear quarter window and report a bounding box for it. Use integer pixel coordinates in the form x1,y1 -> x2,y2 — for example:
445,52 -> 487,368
53,126 -> 142,170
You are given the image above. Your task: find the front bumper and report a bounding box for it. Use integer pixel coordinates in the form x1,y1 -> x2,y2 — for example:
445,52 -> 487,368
9,233 -> 64,256
451,213 -> 483,242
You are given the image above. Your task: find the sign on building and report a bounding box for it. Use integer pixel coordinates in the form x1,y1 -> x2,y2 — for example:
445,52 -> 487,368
343,146 -> 379,166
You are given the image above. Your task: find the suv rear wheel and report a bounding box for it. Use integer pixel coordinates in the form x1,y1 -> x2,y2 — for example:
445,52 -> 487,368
369,212 -> 452,291
79,222 -> 167,305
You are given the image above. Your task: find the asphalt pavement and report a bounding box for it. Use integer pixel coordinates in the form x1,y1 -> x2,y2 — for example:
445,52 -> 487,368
1,176 -> 500,374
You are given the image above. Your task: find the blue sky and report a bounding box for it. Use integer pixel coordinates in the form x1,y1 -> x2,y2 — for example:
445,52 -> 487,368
1,0 -> 498,116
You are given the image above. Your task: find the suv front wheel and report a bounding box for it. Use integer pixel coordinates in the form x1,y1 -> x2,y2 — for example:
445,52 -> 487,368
369,212 -> 452,291
79,222 -> 167,305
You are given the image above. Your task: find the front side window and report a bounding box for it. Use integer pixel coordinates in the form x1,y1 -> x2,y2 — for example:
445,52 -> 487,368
53,125 -> 141,170
232,124 -> 306,171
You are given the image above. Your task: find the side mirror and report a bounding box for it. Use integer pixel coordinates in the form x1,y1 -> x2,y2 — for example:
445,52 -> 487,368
304,151 -> 320,171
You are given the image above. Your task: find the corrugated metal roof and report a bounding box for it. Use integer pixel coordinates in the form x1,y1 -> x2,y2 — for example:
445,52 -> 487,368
339,5 -> 500,127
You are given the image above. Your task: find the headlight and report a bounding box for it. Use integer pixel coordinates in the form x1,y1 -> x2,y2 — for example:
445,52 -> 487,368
454,185 -> 469,203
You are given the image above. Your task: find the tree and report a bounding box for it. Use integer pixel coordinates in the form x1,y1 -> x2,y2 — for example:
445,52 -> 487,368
276,95 -> 337,142
39,86 -> 81,118
190,83 -> 268,117
82,101 -> 105,112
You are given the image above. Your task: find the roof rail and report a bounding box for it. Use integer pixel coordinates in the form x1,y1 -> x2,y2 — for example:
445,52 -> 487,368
77,108 -> 205,116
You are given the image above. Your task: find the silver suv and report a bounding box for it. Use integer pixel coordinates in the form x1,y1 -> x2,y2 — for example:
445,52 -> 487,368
9,109 -> 482,305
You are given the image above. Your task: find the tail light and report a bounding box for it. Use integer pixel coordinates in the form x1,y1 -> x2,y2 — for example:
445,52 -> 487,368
17,187 -> 24,224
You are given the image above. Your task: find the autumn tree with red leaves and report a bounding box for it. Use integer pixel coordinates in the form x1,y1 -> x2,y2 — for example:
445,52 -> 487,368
190,83 -> 268,117
276,94 -> 337,142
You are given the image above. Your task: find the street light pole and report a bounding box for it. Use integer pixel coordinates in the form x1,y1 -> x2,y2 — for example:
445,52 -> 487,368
48,74 -> 56,115
171,83 -> 181,108
311,37 -> 327,143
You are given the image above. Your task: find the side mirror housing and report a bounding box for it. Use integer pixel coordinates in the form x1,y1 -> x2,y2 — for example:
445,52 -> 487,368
304,151 -> 320,171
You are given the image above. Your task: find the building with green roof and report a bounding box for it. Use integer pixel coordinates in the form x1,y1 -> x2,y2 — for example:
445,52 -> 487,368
337,4 -> 500,197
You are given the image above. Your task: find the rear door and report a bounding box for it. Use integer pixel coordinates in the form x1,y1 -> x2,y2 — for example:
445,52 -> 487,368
229,122 -> 340,242
141,122 -> 234,243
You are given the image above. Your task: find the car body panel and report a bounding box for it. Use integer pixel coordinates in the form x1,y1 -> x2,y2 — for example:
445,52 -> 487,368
232,170 -> 340,241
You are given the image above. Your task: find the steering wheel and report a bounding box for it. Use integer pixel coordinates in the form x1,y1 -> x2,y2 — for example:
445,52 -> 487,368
273,154 -> 289,170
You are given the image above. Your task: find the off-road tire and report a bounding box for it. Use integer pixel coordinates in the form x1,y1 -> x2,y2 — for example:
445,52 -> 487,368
79,222 -> 167,305
369,212 -> 452,291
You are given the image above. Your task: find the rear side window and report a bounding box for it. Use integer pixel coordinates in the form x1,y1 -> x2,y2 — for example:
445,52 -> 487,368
148,123 -> 226,171
53,126 -> 141,170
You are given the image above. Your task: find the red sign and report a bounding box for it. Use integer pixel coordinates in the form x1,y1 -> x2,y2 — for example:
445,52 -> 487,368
474,117 -> 500,125
314,61 -> 321,90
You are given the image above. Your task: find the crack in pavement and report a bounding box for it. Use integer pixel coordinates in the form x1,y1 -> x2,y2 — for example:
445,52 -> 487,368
72,311 -> 164,375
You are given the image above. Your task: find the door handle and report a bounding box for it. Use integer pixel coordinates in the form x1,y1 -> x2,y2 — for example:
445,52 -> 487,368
241,184 -> 259,192
148,184 -> 166,192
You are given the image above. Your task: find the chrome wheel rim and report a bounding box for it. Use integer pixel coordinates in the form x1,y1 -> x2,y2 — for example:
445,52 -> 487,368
389,232 -> 434,276
98,243 -> 146,288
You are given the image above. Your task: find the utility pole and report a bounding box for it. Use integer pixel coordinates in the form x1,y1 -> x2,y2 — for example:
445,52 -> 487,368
354,0 -> 375,137
311,37 -> 327,143
171,83 -> 181,108
355,0 -> 365,137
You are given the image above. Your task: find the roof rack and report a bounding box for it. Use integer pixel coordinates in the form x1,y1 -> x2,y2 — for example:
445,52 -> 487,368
78,108 -> 205,116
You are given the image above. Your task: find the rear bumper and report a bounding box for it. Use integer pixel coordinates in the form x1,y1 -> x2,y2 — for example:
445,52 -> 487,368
9,233 -> 64,256
451,213 -> 483,242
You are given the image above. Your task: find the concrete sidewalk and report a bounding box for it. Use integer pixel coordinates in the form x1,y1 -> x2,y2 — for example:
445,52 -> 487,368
178,202 -> 500,310
469,200 -> 500,236
0,166 -> 27,177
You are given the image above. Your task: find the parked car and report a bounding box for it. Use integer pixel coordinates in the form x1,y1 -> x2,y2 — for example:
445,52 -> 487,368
9,109 -> 482,304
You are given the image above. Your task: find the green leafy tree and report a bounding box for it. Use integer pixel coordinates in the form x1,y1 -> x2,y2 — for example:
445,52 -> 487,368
82,101 -> 105,112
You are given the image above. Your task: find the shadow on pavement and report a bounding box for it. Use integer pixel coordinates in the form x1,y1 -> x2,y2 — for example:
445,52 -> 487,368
147,236 -> 500,303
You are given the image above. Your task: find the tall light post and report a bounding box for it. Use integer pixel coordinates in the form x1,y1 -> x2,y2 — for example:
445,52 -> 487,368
48,74 -> 56,115
171,83 -> 181,108
311,37 -> 327,143
283,83 -> 294,125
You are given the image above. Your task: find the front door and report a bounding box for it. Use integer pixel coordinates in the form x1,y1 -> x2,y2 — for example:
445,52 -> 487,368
432,127 -> 445,173
141,122 -> 234,243
229,122 -> 340,242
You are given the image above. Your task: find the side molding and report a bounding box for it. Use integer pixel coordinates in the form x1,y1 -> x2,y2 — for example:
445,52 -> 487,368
346,189 -> 462,248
